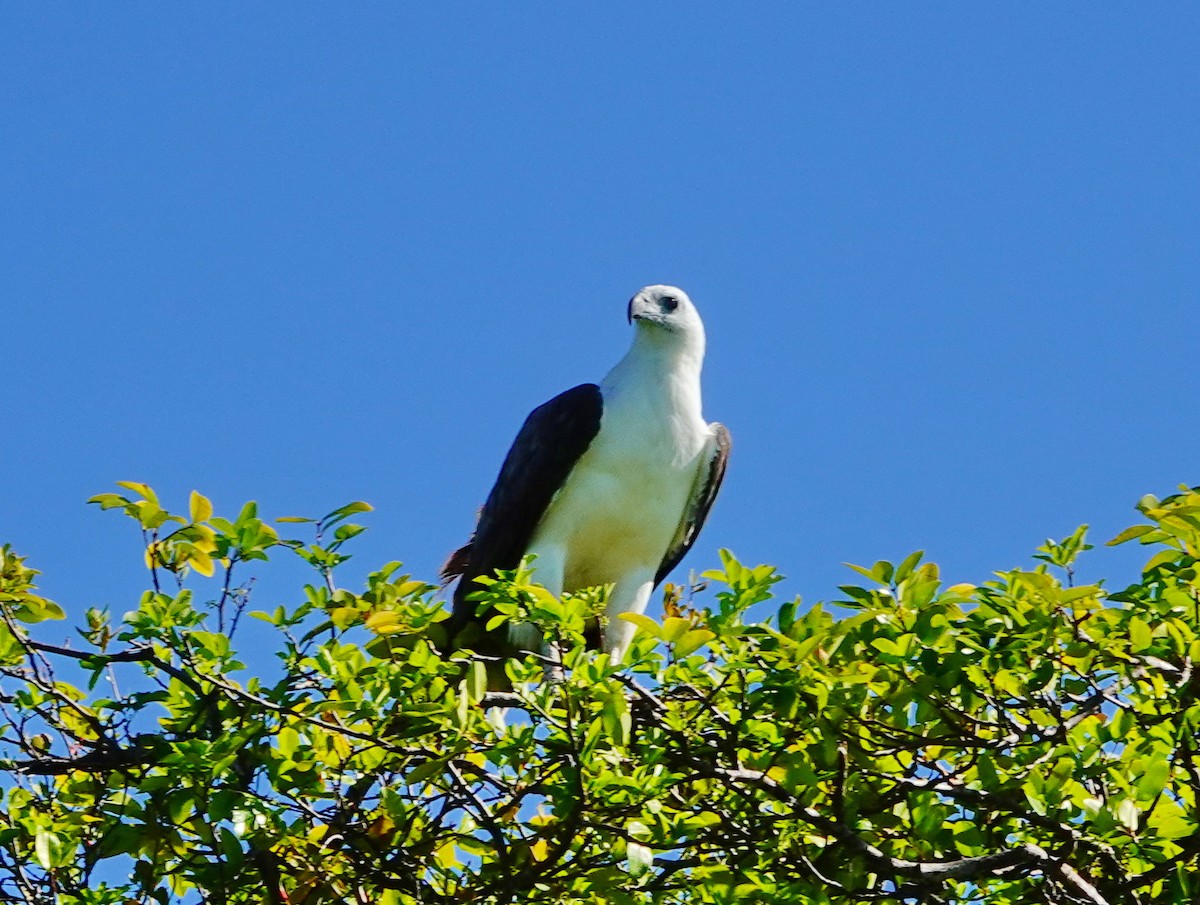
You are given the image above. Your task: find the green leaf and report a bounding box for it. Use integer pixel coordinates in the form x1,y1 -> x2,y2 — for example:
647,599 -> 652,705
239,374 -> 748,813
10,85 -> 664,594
1108,524 -> 1156,546
601,690 -> 631,747
1129,617 -> 1153,652
1135,759 -> 1170,802
871,637 -> 903,656
188,631 -> 230,659
406,757 -> 449,786
1144,549 -> 1179,573
334,523 -> 367,543
466,660 -> 487,704
894,550 -> 924,583
87,492 -> 129,510
278,727 -> 300,759
323,501 -> 374,527
1148,804 -> 1194,840
843,562 -> 881,583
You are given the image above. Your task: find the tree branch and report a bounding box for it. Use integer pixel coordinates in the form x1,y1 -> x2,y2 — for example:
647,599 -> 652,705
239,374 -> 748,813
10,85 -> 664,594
714,765 -> 1111,901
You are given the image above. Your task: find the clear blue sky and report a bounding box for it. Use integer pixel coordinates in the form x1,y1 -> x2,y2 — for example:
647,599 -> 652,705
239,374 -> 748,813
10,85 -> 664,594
3,6 -> 1197,630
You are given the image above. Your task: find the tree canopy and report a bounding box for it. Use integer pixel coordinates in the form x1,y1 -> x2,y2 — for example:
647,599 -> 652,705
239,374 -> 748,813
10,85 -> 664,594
3,482 -> 1200,904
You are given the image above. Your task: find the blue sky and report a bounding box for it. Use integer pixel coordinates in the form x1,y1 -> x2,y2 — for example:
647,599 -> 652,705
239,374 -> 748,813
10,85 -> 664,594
2,6 -> 1197,630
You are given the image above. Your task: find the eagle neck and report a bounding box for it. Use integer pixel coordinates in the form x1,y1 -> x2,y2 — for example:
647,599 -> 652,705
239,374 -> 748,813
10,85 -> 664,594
601,329 -> 705,426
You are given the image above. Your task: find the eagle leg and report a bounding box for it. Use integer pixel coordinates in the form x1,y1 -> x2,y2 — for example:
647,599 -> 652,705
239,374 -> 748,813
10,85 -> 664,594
509,544 -> 566,657
603,568 -> 656,663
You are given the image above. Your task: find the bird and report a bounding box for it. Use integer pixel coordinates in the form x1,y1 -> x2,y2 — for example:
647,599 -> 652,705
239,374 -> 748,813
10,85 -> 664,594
443,284 -> 730,665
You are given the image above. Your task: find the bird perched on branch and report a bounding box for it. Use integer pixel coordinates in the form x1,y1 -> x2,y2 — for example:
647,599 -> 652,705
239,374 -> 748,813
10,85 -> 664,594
443,284 -> 730,664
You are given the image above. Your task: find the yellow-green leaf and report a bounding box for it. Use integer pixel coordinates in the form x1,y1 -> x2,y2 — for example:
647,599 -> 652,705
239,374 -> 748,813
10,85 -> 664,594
189,490 -> 214,524
365,611 -> 404,633
674,628 -> 715,658
330,607 -> 362,629
188,551 -> 215,578
618,612 -> 661,639
529,586 -> 558,606
116,481 -> 158,503
661,617 -> 693,643
1130,617 -> 1153,652
434,840 -> 459,868
278,726 -> 300,759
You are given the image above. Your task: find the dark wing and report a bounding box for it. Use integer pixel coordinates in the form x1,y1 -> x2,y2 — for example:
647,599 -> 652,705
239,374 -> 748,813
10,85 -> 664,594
654,423 -> 731,587
448,383 -> 604,646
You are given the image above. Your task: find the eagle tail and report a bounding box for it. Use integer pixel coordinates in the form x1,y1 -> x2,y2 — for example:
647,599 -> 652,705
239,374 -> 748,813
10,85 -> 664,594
440,541 -> 473,585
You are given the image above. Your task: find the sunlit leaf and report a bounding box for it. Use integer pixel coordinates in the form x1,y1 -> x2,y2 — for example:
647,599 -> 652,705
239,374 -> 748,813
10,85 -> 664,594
189,490 -> 214,524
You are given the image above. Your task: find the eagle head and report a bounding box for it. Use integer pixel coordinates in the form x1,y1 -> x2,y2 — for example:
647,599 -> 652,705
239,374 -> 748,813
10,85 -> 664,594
626,285 -> 703,337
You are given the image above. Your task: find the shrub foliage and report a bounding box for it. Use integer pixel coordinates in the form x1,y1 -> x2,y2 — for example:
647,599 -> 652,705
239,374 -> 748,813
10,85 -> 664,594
2,483 -> 1200,904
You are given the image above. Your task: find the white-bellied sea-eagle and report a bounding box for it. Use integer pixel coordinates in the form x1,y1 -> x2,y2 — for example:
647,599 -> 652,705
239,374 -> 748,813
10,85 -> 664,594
443,285 -> 730,663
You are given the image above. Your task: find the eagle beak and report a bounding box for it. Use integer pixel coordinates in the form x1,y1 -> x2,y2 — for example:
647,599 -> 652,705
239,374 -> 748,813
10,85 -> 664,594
628,294 -> 653,325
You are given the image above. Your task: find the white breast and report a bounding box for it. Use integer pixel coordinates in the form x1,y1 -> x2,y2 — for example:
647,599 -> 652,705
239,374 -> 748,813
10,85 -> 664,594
529,378 -> 709,591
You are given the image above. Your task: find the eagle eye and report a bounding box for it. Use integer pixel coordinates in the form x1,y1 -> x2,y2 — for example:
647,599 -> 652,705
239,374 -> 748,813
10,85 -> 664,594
661,296 -> 679,313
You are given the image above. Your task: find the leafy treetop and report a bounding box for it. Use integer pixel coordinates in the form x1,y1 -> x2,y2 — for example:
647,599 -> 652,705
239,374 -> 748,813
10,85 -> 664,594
2,482 -> 1200,904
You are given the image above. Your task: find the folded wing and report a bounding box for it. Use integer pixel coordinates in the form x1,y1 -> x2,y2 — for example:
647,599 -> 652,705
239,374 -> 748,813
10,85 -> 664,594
655,423 -> 732,587
444,383 -> 604,654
